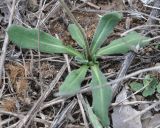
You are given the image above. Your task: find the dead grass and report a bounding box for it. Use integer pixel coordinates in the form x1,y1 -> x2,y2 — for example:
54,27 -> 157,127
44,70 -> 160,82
0,0 -> 160,127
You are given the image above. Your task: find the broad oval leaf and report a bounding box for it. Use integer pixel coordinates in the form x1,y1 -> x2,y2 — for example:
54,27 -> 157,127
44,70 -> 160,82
143,74 -> 152,86
59,65 -> 88,96
7,25 -> 83,58
96,31 -> 150,57
130,82 -> 143,92
142,87 -> 156,97
90,12 -> 123,54
90,65 -> 112,127
68,24 -> 86,49
142,75 -> 157,97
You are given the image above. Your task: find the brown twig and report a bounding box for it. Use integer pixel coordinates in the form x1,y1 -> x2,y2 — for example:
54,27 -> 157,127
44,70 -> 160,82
112,52 -> 135,99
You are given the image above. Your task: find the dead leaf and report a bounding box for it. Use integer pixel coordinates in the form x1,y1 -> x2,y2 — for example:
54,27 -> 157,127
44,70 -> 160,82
16,79 -> 28,98
142,114 -> 160,128
40,62 -> 56,79
24,62 -> 31,76
112,88 -> 142,128
5,63 -> 29,99
5,63 -> 25,84
27,0 -> 38,12
2,98 -> 16,112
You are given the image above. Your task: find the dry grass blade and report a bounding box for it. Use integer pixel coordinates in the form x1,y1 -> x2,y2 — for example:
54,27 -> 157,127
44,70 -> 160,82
112,52 -> 135,99
41,1 -> 61,25
77,94 -> 89,128
50,99 -> 77,128
40,97 -> 66,111
0,110 -> 52,125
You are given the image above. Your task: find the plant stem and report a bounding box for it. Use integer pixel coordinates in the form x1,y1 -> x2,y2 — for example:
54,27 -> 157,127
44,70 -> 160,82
59,0 -> 91,61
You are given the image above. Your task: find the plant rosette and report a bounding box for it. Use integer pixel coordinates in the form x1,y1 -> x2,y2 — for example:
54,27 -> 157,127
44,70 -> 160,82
7,12 -> 150,127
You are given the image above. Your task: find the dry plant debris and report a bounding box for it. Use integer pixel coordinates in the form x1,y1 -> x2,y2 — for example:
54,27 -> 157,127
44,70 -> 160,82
1,98 -> 16,112
5,63 -> 28,98
112,88 -> 142,128
0,0 -> 160,128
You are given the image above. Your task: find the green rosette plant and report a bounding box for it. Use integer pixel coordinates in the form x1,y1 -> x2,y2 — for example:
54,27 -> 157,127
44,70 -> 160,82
7,12 -> 150,127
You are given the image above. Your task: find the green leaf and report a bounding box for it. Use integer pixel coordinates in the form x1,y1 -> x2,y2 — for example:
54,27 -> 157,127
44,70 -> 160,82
157,83 -> 160,93
68,24 -> 86,49
91,12 -> 123,54
143,75 -> 152,86
59,65 -> 88,95
96,31 -> 150,57
7,25 -> 83,58
85,102 -> 103,128
75,56 -> 89,65
142,87 -> 156,97
142,75 -> 157,97
90,65 -> 112,127
130,82 -> 143,92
